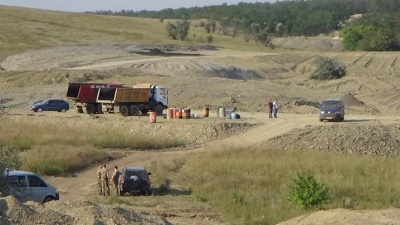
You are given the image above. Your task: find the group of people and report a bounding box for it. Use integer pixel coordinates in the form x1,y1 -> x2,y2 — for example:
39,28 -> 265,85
96,164 -> 121,196
268,99 -> 279,118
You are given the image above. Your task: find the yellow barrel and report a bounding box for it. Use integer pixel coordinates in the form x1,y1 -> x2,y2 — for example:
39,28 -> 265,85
167,108 -> 173,119
149,111 -> 157,123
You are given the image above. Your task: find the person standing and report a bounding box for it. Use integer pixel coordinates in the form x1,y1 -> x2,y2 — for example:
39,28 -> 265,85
100,164 -> 110,196
111,165 -> 121,196
273,99 -> 279,118
96,165 -> 103,195
268,99 -> 273,118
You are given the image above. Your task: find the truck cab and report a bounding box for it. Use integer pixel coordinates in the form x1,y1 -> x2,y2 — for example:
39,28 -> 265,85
152,86 -> 168,108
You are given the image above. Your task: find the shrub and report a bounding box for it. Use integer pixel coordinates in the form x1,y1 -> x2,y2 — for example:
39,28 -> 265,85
288,173 -> 330,209
310,56 -> 346,80
0,145 -> 21,196
166,19 -> 190,41
207,35 -> 213,44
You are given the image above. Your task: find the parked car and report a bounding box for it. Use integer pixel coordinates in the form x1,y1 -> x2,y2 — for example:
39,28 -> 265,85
30,99 -> 70,112
319,98 -> 345,122
118,166 -> 152,196
3,169 -> 60,204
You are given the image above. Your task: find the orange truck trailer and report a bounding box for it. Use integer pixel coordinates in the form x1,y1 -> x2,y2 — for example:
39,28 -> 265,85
97,83 -> 168,116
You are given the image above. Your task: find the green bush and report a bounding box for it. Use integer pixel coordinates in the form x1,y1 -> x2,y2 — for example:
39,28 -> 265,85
310,56 -> 346,80
0,145 -> 21,196
288,173 -> 329,209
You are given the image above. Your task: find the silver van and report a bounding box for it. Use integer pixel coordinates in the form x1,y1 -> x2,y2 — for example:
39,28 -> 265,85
3,169 -> 60,204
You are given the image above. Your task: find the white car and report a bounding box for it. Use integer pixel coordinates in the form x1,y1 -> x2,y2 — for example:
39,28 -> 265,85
3,169 -> 60,204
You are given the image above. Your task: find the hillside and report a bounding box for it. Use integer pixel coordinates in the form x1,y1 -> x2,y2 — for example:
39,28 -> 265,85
2,5 -> 400,225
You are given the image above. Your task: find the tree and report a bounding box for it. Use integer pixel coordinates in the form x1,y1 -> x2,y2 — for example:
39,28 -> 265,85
342,25 -> 399,51
166,18 -> 190,41
310,56 -> 346,80
230,18 -> 241,39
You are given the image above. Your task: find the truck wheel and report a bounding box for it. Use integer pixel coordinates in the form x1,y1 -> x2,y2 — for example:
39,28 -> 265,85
155,104 -> 164,115
75,106 -> 84,113
120,105 -> 129,116
141,109 -> 149,116
97,104 -> 103,114
85,103 -> 96,114
129,105 -> 140,116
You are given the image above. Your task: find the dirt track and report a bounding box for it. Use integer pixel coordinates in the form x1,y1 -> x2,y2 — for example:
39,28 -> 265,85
45,112 -> 389,225
2,44 -> 400,224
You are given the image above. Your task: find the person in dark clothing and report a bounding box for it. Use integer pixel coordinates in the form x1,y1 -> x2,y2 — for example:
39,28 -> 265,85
268,100 -> 273,118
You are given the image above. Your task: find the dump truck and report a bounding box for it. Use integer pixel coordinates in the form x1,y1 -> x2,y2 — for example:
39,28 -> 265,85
97,83 -> 168,116
66,82 -> 124,114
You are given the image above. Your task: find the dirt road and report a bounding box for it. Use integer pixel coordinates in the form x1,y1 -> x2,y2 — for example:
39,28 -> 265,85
45,112 -> 380,224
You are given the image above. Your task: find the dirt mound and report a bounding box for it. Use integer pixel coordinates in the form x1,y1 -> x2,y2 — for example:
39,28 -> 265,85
278,208 -> 400,225
341,93 -> 364,107
271,36 -> 344,51
270,123 -> 400,157
0,196 -> 165,225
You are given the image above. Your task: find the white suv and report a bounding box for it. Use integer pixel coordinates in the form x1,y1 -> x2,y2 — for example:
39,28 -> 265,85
3,169 -> 60,204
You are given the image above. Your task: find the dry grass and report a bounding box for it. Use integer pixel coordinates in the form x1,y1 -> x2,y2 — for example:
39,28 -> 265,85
180,143 -> 400,225
0,117 -> 183,175
0,5 -> 269,61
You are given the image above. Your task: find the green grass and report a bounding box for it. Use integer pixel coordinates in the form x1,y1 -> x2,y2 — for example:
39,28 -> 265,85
0,5 -> 270,61
0,118 -> 184,175
180,143 -> 400,225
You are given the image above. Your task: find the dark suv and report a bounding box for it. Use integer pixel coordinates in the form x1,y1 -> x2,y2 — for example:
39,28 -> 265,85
319,99 -> 345,122
118,166 -> 152,196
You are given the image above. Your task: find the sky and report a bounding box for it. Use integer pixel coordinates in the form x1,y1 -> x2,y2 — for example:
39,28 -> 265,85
0,0 -> 276,12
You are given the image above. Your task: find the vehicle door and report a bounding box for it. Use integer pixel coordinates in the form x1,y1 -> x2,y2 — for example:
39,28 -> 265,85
44,100 -> 55,111
6,175 -> 31,202
27,174 -> 49,203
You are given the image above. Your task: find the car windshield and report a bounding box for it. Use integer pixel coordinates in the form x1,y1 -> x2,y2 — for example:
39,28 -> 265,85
125,170 -> 147,179
33,100 -> 44,104
322,101 -> 340,107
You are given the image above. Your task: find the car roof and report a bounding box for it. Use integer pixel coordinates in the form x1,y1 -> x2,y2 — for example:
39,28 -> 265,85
124,166 -> 147,171
4,169 -> 37,176
323,98 -> 342,102
45,99 -> 67,101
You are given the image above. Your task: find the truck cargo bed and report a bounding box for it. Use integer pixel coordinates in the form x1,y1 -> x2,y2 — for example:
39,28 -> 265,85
97,87 -> 151,103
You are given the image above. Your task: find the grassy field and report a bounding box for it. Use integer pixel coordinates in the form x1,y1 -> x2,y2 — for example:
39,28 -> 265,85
181,143 -> 400,225
0,5 -> 267,62
0,117 -> 183,176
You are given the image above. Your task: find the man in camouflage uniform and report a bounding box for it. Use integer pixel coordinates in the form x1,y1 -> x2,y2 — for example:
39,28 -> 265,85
100,164 -> 110,196
96,165 -> 103,195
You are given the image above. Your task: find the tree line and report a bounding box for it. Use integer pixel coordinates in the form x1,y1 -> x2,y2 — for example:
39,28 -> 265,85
88,0 -> 400,51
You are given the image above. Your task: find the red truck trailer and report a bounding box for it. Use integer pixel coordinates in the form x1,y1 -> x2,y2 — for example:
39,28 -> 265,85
66,82 -> 124,114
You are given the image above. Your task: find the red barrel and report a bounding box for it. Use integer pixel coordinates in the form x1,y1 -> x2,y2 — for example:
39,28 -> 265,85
203,107 -> 209,117
176,110 -> 183,119
149,111 -> 156,123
